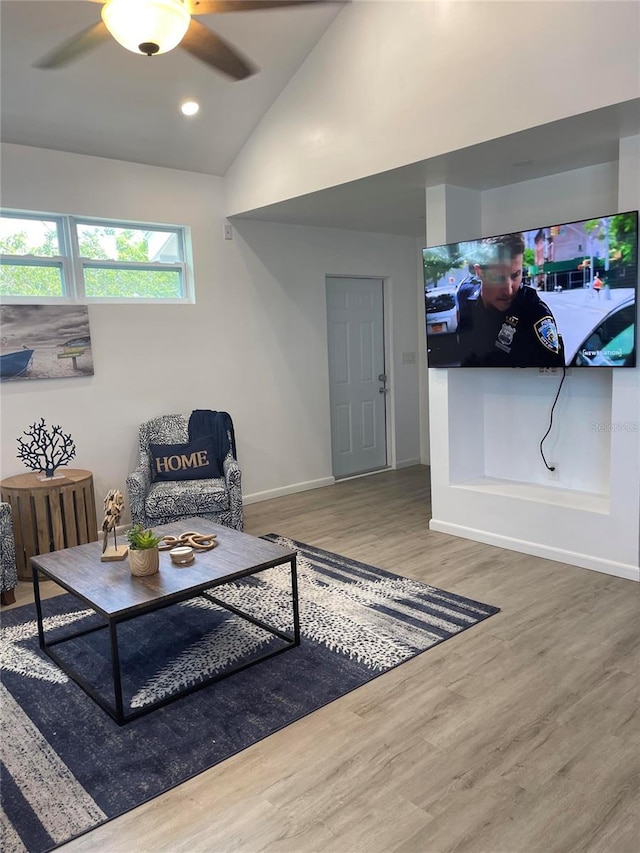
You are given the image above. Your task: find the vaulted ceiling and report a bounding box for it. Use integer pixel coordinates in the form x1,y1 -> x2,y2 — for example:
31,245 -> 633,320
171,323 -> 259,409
2,2 -> 639,237
1,1 -> 344,175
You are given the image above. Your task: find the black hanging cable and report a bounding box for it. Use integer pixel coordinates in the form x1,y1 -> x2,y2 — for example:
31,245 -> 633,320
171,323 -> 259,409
539,365 -> 567,471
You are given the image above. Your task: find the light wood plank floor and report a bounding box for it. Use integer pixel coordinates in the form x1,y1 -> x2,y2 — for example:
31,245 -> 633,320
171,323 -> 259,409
5,466 -> 639,853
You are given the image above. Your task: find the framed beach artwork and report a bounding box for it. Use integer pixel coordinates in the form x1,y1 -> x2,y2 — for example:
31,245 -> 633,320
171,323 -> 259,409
0,305 -> 94,382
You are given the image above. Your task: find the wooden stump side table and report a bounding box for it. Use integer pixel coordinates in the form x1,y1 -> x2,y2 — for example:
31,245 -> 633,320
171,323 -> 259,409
0,469 -> 98,581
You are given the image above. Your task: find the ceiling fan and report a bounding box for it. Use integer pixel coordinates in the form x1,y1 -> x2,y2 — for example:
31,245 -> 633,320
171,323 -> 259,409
34,0 -> 328,80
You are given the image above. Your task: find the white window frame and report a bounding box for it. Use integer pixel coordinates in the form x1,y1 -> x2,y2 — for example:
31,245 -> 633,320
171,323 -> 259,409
1,210 -> 193,304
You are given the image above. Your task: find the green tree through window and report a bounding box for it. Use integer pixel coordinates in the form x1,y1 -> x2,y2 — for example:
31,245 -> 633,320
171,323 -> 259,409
1,213 -> 188,301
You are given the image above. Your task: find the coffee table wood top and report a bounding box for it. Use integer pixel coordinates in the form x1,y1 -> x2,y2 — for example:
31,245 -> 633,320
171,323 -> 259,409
30,519 -> 295,619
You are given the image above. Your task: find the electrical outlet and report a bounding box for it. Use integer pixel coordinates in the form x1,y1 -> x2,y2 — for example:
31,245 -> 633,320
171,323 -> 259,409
539,367 -> 560,377
223,223 -> 233,241
547,465 -> 559,481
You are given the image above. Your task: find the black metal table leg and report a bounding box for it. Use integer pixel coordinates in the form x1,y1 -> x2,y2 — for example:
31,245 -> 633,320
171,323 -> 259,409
32,564 -> 45,648
109,619 -> 125,725
290,554 -> 301,646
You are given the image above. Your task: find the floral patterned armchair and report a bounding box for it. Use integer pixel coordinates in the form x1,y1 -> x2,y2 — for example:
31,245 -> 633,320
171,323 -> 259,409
1,502 -> 17,605
126,413 -> 243,532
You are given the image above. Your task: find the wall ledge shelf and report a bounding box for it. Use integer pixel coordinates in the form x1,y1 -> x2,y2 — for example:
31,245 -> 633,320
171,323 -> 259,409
451,477 -> 610,514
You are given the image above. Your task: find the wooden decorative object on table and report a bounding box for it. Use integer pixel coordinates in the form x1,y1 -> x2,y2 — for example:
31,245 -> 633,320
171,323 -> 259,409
129,548 -> 160,577
101,489 -> 128,562
126,525 -> 163,577
169,546 -> 195,566
158,531 -> 217,552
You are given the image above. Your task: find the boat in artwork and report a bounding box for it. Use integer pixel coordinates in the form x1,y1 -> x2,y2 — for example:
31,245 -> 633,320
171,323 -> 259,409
0,348 -> 35,380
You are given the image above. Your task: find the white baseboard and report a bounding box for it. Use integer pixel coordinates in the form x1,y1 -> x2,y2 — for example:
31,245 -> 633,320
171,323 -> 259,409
244,476 -> 335,505
395,458 -> 422,470
429,519 -> 640,583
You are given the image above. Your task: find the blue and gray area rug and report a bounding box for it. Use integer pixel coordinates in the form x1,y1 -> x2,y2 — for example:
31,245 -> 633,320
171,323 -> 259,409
1,536 -> 499,853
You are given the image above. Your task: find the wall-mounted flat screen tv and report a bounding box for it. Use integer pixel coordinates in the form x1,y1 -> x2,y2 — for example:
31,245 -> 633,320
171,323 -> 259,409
423,210 -> 638,368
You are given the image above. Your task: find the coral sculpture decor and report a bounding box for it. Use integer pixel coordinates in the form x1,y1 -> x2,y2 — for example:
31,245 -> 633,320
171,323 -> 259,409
16,418 -> 77,478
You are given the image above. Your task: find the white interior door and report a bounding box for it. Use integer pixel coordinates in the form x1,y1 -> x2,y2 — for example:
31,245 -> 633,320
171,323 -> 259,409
326,277 -> 387,479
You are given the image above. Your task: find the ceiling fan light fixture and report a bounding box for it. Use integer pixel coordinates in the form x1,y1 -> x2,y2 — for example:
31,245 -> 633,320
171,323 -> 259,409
101,0 -> 191,57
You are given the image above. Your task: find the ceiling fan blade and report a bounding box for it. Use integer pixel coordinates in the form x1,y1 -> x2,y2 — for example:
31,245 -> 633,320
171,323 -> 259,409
34,21 -> 110,69
181,18 -> 256,79
187,1 -> 326,14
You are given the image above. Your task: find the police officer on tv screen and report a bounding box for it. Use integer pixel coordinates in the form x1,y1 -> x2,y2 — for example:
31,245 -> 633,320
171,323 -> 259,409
456,232 -> 565,367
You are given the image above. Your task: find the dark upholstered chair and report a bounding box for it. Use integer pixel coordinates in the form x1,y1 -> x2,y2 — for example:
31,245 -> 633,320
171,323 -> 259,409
1,502 -> 18,605
126,413 -> 243,532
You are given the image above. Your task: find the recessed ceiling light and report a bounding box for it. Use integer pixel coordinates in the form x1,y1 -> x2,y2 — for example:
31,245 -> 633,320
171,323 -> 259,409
180,100 -> 200,117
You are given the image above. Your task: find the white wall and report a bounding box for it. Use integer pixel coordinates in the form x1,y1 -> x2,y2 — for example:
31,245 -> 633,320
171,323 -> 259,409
226,0 -> 640,215
481,162 -> 620,238
424,147 -> 640,580
0,144 -> 420,526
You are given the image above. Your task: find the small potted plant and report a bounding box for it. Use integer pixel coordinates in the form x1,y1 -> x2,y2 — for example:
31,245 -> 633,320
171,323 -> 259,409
126,524 -> 163,576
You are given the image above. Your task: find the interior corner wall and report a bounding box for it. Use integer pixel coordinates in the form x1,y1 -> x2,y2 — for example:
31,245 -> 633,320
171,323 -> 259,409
225,0 -> 640,217
417,235 -> 430,466
0,144 -> 420,527
426,154 -> 640,581
419,185 -> 482,467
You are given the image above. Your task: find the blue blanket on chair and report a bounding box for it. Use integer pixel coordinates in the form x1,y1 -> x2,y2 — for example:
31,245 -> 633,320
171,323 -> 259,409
188,410 -> 237,469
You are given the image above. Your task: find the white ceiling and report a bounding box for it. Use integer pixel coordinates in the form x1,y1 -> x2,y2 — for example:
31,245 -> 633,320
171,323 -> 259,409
0,0 -> 344,174
233,99 -> 640,236
1,1 -> 639,237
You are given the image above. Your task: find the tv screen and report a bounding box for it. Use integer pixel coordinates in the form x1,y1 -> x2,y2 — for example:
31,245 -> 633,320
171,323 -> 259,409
423,210 -> 638,368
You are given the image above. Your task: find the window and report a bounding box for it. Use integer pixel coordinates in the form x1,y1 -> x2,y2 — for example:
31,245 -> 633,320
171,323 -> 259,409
0,211 -> 191,303
426,292 -> 456,313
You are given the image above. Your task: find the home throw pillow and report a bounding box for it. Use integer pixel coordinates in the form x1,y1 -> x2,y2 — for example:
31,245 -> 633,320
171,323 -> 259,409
149,435 -> 222,482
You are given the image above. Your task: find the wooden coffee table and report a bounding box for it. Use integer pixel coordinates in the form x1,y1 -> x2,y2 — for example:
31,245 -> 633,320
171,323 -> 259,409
31,519 -> 299,725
